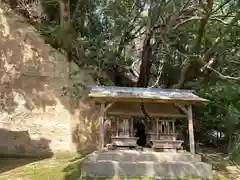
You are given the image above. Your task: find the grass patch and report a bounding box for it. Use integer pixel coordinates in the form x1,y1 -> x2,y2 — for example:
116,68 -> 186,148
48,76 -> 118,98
63,159 -> 83,180
0,149 -> 239,180
0,155 -> 83,180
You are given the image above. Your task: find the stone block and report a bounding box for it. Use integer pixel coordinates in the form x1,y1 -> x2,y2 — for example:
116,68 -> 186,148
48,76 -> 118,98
82,160 -> 213,179
85,150 -> 202,162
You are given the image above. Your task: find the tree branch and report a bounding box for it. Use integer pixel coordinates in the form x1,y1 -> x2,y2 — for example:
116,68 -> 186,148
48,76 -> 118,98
150,63 -> 164,87
211,0 -> 232,15
173,0 -> 224,88
172,12 -> 210,88
72,0 -> 82,21
199,58 -> 240,81
172,16 -> 203,30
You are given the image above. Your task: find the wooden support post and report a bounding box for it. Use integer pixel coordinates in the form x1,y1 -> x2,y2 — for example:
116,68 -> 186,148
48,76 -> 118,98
123,119 -> 126,136
173,121 -> 175,134
131,118 -> 133,136
173,121 -> 176,141
124,119 -> 129,137
157,119 -> 159,139
167,121 -> 170,134
160,121 -> 162,133
99,103 -> 105,150
188,105 -> 195,154
116,118 -> 119,137
159,121 -> 161,134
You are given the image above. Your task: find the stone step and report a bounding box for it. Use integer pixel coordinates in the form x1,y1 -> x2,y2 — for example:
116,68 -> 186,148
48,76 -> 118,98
85,150 -> 202,162
82,160 -> 213,179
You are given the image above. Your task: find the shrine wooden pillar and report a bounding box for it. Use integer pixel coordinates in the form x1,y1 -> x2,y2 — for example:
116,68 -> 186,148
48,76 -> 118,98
99,103 -> 105,150
98,102 -> 114,150
188,104 -> 195,154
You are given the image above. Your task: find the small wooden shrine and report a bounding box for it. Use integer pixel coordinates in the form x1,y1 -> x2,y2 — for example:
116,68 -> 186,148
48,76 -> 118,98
88,86 -> 208,153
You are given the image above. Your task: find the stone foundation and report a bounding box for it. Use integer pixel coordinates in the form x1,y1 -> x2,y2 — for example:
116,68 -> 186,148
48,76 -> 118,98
82,150 -> 213,178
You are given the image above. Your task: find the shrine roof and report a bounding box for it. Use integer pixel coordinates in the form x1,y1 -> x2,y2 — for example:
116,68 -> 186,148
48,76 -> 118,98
88,85 -> 209,104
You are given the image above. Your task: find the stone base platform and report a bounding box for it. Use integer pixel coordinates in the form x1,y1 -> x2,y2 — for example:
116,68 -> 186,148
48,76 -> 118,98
81,150 -> 213,179
84,150 -> 202,162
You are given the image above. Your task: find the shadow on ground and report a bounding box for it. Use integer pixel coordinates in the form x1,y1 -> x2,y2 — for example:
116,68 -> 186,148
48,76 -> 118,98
0,157 -> 44,174
0,128 -> 53,174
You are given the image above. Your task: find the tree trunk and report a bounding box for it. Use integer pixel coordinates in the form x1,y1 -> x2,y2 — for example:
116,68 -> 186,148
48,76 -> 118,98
59,0 -> 73,52
228,133 -> 233,153
137,0 -> 153,88
59,0 -> 71,30
137,35 -> 152,88
136,1 -> 154,118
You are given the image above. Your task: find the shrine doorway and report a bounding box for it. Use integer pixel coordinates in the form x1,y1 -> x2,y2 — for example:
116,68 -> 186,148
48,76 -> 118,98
134,120 -> 146,147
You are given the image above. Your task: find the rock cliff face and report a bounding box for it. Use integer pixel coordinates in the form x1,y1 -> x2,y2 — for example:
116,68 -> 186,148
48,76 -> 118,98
0,4 -> 98,157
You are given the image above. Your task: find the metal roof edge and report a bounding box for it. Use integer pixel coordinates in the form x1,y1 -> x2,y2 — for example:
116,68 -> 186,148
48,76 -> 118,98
87,85 -> 195,93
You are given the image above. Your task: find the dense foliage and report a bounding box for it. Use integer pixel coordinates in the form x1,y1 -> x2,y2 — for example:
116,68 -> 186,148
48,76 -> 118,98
6,0 -> 240,161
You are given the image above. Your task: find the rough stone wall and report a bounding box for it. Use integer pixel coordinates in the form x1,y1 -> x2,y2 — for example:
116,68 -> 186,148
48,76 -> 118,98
70,99 -> 100,155
0,5 -> 99,157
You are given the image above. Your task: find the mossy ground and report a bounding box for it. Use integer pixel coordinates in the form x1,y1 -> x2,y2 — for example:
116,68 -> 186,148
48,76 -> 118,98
0,154 -> 83,180
0,151 -> 239,180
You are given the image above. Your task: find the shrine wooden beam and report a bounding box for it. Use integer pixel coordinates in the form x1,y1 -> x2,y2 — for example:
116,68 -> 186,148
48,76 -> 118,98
104,102 -> 114,112
107,112 -> 186,118
174,103 -> 188,115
